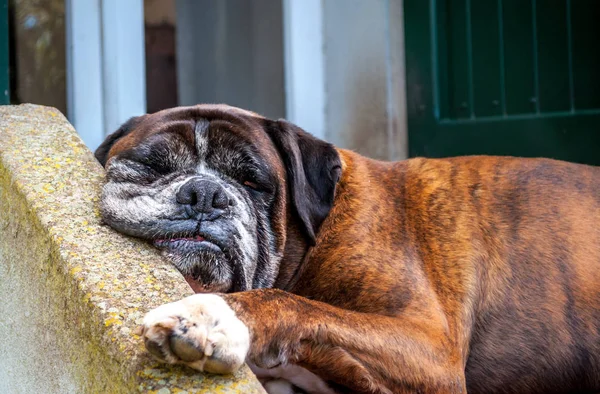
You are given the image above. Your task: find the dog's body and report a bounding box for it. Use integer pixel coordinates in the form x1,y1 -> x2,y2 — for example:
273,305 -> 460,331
96,105 -> 600,394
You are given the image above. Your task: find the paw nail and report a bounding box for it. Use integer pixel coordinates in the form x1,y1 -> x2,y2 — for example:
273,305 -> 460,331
169,335 -> 205,362
145,338 -> 167,360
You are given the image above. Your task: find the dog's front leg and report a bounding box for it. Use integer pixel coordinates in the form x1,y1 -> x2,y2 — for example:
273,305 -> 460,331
142,289 -> 466,394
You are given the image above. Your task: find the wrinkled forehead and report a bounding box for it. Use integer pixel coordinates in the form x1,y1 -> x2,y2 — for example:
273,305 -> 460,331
106,104 -> 282,170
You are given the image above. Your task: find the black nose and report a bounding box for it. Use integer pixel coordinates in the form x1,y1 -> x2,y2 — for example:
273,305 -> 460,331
176,178 -> 231,219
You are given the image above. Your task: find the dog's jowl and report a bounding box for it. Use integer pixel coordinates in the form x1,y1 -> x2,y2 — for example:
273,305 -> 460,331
95,104 -> 600,394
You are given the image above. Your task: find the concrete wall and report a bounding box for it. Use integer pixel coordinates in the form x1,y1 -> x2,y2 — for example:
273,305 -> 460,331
322,0 -> 408,161
0,105 -> 264,393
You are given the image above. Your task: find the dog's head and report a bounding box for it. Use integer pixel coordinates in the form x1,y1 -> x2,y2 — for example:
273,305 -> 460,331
95,104 -> 341,292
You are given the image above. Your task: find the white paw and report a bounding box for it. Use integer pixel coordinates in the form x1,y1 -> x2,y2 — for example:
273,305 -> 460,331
251,363 -> 336,394
142,294 -> 249,374
263,379 -> 296,394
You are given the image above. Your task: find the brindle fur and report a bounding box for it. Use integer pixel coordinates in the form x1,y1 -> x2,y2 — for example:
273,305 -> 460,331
97,104 -> 600,394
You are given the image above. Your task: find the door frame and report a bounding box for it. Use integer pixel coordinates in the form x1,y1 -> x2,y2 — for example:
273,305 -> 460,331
65,0 -> 146,150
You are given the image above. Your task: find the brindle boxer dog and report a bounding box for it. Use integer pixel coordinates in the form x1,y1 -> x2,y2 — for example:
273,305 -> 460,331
95,104 -> 600,394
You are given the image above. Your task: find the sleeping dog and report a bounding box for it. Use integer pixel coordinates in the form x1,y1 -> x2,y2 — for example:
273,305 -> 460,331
95,104 -> 600,394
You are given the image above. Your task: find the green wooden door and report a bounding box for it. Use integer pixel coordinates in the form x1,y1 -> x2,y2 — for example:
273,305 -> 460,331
405,0 -> 600,165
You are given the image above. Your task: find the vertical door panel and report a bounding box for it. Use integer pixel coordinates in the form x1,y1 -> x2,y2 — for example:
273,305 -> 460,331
571,0 -> 600,110
537,0 -> 571,112
471,0 -> 502,117
503,0 -> 536,115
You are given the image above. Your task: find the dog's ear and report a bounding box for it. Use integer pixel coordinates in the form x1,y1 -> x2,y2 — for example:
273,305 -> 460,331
266,119 -> 342,245
94,116 -> 144,166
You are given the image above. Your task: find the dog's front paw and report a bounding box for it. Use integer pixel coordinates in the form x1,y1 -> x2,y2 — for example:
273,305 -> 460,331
142,294 -> 249,374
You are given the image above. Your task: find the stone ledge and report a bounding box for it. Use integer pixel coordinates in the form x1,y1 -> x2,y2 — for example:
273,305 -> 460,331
0,104 -> 265,393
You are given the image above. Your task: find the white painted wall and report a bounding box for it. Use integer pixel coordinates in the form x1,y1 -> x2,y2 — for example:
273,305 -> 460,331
101,0 -> 147,138
65,0 -> 105,150
284,0 -> 408,160
282,0 -> 325,140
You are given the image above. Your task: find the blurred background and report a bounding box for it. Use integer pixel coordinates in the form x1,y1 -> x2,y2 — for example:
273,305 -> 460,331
1,0 -> 599,164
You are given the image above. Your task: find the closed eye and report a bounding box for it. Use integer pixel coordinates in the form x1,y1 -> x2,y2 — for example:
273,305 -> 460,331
243,180 -> 259,190
241,176 -> 275,194
107,158 -> 162,184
